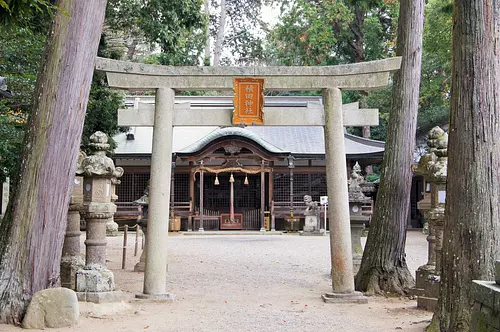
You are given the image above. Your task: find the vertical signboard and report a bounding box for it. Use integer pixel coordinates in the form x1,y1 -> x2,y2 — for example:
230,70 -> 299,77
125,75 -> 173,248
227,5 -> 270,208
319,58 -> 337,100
233,78 -> 264,125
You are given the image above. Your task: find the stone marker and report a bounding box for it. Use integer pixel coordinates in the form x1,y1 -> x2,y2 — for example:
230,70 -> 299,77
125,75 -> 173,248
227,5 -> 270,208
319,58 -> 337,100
22,288 -> 79,329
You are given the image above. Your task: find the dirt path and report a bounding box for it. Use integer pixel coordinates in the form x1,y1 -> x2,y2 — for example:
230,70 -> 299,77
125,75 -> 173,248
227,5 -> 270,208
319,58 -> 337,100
0,231 -> 432,332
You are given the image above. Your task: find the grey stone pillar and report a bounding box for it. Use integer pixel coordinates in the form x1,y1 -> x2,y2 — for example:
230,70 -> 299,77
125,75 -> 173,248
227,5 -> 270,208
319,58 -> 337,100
133,184 -> 149,273
322,88 -> 366,303
137,88 -> 175,301
107,168 -> 123,236
76,132 -> 126,303
61,155 -> 85,290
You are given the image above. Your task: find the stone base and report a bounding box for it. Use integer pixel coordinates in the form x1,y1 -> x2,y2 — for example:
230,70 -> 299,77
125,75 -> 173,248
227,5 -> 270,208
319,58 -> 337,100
76,291 -> 130,304
76,267 -> 115,292
134,261 -> 145,272
417,296 -> 438,312
322,291 -> 367,304
415,266 -> 440,311
299,230 -> 325,236
135,292 -> 176,302
60,256 -> 84,290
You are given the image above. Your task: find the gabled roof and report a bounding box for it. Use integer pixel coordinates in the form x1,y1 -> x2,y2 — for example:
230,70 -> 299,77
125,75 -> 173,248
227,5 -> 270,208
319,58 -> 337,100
113,126 -> 384,158
178,127 -> 285,154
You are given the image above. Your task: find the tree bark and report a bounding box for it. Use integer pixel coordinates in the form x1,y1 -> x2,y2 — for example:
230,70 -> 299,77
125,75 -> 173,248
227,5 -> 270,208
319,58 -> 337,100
430,1 -> 500,331
355,0 -> 424,295
213,0 -> 227,66
0,0 -> 107,325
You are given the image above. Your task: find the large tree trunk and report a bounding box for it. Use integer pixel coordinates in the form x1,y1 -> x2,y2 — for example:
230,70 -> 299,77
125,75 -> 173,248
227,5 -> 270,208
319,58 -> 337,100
355,0 -> 424,295
213,0 -> 227,66
0,0 -> 107,325
430,1 -> 500,331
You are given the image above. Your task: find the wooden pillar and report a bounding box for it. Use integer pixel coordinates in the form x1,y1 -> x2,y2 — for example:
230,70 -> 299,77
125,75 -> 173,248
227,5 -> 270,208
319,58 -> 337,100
170,161 -> 175,219
199,163 -> 204,232
229,174 -> 234,221
188,163 -> 195,231
269,163 -> 275,231
260,161 -> 266,232
289,156 -> 294,217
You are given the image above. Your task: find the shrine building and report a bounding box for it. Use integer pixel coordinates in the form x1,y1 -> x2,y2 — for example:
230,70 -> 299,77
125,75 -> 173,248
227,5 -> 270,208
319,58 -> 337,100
113,95 -> 388,231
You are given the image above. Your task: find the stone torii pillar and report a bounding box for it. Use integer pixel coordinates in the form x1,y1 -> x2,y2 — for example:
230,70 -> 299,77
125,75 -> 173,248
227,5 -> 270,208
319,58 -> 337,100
322,88 -> 366,303
135,88 -> 175,301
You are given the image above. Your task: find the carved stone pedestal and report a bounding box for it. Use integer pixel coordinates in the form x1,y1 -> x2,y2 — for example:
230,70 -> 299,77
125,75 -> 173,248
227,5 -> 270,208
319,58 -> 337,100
300,215 -> 324,236
350,215 -> 368,274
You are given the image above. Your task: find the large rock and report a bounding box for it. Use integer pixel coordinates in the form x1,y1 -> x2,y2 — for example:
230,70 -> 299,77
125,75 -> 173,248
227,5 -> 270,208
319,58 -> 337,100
22,288 -> 79,329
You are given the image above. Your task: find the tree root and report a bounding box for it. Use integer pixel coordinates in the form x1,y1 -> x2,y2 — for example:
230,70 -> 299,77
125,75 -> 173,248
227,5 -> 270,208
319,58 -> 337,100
355,266 -> 415,296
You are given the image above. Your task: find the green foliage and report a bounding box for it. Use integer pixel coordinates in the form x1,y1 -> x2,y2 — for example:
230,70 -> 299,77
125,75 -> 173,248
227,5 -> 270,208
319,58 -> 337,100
214,0 -> 266,65
82,72 -> 124,154
366,173 -> 380,182
0,102 -> 25,184
267,0 -> 353,66
0,0 -> 55,31
106,0 -> 206,65
418,0 -> 452,135
0,25 -> 45,183
0,26 -> 45,110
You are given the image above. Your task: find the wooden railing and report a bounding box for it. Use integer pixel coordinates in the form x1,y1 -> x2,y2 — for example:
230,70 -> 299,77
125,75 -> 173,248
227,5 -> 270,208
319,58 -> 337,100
115,202 -> 143,222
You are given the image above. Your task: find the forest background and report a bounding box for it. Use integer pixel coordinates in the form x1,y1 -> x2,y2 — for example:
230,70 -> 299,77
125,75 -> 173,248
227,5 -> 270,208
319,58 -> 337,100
0,0 -> 451,186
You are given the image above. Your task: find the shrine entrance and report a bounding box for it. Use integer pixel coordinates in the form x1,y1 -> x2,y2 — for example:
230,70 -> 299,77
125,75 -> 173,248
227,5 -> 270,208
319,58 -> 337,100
96,56 -> 402,302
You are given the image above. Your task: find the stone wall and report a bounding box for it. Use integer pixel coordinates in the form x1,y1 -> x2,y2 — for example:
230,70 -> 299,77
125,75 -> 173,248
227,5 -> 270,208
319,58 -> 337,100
471,261 -> 500,331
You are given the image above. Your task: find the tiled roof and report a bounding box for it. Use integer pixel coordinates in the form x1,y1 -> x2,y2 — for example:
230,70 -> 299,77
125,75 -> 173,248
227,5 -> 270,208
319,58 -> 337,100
113,126 -> 384,157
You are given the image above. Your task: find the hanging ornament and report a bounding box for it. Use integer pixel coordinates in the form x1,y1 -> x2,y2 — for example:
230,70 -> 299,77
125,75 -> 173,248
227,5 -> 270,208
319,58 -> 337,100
214,174 -> 220,185
229,173 -> 235,183
244,174 -> 249,185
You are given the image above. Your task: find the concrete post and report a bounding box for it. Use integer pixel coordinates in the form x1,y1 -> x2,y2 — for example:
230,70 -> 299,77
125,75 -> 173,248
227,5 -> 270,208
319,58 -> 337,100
138,88 -> 175,301
322,88 -> 366,303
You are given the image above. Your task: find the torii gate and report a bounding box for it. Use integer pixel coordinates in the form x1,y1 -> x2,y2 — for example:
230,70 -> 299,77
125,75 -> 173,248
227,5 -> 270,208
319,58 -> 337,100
96,57 -> 401,303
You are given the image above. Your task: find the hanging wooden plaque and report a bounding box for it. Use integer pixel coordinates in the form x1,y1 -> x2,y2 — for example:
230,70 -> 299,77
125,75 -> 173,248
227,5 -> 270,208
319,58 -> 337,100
233,77 -> 264,125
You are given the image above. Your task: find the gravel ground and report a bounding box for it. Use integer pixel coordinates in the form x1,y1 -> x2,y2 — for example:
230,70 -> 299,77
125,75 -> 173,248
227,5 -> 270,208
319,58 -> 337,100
0,230 -> 431,332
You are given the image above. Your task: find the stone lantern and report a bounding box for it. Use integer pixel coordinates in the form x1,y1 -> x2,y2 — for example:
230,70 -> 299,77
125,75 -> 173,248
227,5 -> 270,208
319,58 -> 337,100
412,126 -> 447,311
348,162 -> 371,274
75,132 -> 124,303
60,151 -> 86,290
